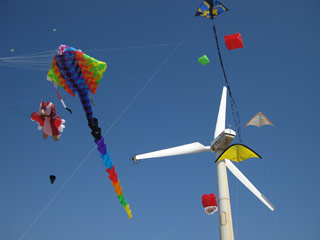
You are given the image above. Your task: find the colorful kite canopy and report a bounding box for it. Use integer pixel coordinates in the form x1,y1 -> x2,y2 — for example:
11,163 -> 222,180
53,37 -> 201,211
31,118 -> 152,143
195,0 -> 228,19
47,45 -> 132,219
201,193 -> 218,215
216,144 -> 261,163
47,45 -> 106,96
244,112 -> 274,128
224,33 -> 244,50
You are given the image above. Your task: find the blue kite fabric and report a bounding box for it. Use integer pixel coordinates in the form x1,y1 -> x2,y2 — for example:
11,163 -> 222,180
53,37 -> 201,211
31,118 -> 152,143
195,0 -> 228,20
48,45 -> 132,219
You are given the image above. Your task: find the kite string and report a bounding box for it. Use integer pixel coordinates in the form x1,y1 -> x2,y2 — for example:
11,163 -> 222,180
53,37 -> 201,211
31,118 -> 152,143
0,40 -> 215,71
18,147 -> 96,240
0,94 -> 57,111
0,73 -> 153,111
212,24 -> 243,143
102,20 -> 200,134
18,19 -> 200,240
84,39 -> 214,53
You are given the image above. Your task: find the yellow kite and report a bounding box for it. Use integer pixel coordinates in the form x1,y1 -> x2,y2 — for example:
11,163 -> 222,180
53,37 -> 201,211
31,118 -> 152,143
216,144 -> 261,163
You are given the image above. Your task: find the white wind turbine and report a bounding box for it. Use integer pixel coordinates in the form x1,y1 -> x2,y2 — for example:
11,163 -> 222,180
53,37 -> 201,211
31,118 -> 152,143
132,86 -> 274,240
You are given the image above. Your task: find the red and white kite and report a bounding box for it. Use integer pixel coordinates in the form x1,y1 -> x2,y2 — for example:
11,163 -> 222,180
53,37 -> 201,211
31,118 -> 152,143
201,193 -> 218,215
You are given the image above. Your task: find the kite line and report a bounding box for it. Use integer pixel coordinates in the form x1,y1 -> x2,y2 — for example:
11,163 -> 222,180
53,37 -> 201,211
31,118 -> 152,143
195,0 -> 243,142
212,24 -> 242,142
0,40 -> 214,71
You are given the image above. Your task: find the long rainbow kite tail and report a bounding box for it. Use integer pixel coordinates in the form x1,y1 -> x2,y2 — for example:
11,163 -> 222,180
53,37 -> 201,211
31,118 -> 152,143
90,119 -> 133,219
48,45 -> 132,219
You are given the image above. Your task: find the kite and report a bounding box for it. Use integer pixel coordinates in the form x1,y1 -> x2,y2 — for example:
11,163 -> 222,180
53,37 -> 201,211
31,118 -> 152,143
244,112 -> 274,128
215,144 -> 261,163
195,0 -> 228,19
198,54 -> 210,65
50,175 -> 56,184
47,45 -> 132,219
31,101 -> 65,141
195,1 -> 243,142
224,33 -> 244,50
201,193 -> 218,215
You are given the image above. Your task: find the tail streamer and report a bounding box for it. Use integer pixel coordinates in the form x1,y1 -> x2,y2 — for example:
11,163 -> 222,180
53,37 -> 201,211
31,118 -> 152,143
76,72 -> 132,219
55,88 -> 72,114
90,118 -> 133,219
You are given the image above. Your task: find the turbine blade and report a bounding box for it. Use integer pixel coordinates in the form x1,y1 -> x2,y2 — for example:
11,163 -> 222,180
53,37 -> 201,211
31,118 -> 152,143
214,86 -> 227,139
133,142 -> 211,161
225,159 -> 275,211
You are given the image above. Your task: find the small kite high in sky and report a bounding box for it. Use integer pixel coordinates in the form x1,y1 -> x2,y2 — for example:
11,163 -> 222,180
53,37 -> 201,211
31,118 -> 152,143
224,33 -> 244,50
195,0 -> 228,19
244,112 -> 274,128
47,45 -> 132,219
198,54 -> 210,65
49,175 -> 56,184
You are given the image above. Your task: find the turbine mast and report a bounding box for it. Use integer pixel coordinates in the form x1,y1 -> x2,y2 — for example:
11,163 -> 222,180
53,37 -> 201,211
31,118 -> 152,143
216,157 -> 234,240
215,87 -> 234,240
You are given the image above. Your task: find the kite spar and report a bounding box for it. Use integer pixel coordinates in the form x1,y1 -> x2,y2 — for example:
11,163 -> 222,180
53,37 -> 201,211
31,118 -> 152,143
47,45 -> 132,219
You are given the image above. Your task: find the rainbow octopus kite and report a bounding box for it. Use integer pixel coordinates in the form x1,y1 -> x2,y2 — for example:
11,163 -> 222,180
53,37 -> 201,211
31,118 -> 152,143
47,45 -> 132,219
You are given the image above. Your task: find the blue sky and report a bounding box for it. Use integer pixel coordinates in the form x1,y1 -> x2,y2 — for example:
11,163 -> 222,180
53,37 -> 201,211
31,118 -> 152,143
1,0 -> 320,239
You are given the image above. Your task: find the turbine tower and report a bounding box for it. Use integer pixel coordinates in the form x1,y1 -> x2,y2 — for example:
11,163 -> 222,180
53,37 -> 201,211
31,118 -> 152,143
133,86 -> 274,240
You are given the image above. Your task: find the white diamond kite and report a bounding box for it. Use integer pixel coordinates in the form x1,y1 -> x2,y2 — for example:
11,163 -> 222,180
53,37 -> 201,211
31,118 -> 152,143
244,112 -> 274,128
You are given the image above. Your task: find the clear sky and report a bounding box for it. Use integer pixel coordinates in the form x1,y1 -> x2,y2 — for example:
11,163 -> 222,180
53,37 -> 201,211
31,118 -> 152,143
1,0 -> 320,239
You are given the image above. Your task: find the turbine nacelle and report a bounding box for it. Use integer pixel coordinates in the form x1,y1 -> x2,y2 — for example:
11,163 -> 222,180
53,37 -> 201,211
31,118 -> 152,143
211,129 -> 236,152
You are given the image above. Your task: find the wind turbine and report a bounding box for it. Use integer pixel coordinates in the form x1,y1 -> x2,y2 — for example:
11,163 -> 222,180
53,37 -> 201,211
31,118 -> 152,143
132,86 -> 274,240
